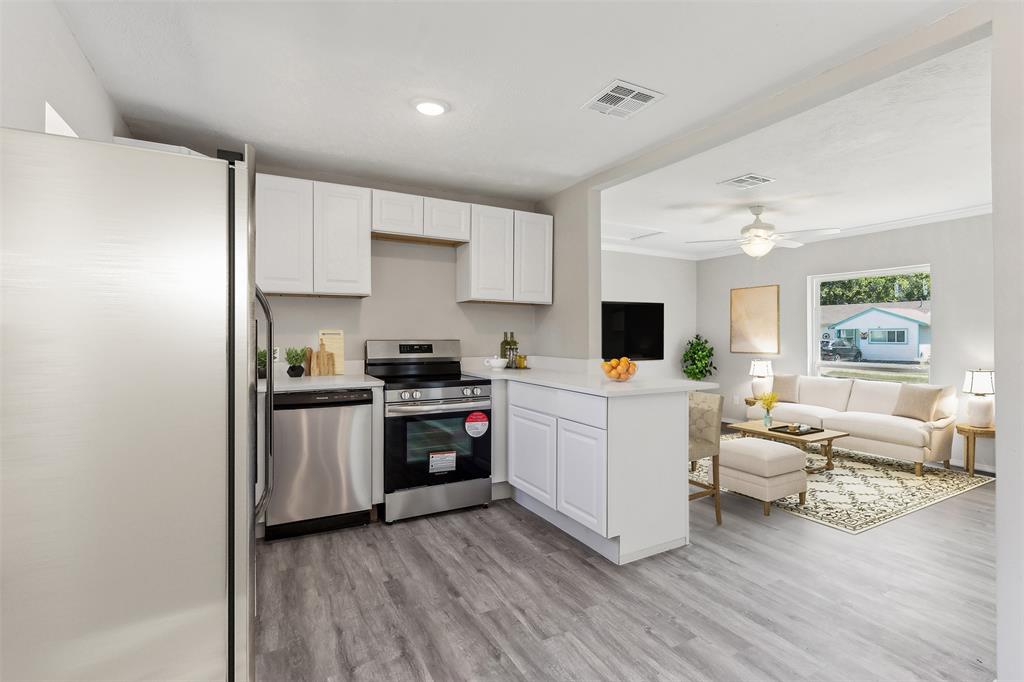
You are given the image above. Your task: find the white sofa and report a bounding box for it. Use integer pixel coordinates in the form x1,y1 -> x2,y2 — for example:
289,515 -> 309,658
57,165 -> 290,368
746,375 -> 957,475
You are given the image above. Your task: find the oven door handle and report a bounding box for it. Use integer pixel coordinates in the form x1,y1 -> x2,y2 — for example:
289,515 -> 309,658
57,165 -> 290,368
385,400 -> 491,417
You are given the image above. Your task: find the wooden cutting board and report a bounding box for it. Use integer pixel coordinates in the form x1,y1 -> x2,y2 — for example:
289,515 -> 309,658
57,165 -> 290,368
310,340 -> 336,377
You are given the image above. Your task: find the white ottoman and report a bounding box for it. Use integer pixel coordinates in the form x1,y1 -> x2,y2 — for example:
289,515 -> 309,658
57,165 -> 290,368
719,438 -> 807,515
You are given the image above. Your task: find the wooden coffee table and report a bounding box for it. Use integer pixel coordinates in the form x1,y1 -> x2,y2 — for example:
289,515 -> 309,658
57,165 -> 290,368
730,420 -> 850,474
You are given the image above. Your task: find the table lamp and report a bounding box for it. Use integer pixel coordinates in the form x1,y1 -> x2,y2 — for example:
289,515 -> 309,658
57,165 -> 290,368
749,360 -> 773,378
962,369 -> 995,428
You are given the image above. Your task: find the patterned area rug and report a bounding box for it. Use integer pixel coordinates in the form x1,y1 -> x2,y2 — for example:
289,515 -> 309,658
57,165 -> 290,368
691,436 -> 994,533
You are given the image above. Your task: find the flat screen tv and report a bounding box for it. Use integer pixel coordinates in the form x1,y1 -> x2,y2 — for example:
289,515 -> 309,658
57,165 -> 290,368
602,301 -> 664,361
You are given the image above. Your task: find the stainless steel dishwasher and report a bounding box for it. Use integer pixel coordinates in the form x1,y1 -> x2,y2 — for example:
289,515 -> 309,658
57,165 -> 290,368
266,389 -> 373,539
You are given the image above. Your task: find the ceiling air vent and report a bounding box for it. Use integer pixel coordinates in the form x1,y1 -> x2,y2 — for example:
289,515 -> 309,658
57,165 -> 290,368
719,173 -> 776,189
583,80 -> 664,119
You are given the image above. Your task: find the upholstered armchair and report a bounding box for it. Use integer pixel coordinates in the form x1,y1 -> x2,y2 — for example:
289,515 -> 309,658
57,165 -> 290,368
689,392 -> 724,524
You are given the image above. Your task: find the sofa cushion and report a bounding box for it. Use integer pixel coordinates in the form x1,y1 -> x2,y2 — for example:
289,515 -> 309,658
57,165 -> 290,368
798,376 -> 853,412
822,411 -> 929,447
846,379 -> 901,415
893,384 -> 944,422
925,384 -> 957,419
772,374 -> 799,403
720,438 -> 807,477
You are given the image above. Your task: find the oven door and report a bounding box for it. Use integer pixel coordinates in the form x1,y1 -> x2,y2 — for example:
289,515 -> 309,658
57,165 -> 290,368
384,399 -> 492,493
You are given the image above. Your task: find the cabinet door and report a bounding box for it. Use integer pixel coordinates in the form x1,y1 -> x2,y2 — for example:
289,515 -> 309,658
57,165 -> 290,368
464,204 -> 514,301
313,182 -> 372,296
255,174 -> 313,293
556,419 -> 607,535
371,190 -> 423,236
508,405 -> 557,509
513,211 -> 553,304
423,197 -> 471,242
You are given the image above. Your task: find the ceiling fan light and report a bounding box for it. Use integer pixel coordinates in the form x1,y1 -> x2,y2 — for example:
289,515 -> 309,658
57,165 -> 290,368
740,238 -> 774,258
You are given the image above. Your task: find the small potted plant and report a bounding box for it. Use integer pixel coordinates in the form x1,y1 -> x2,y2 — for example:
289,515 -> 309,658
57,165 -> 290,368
285,347 -> 306,378
256,349 -> 268,379
757,391 -> 779,428
681,334 -> 717,380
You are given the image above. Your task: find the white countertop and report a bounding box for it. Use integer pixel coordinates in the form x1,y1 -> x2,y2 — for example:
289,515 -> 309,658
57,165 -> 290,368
462,362 -> 718,397
257,373 -> 383,393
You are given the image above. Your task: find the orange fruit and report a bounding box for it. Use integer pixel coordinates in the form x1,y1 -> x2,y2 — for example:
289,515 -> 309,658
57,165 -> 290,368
601,361 -> 612,373
619,356 -> 630,366
628,364 -> 637,375
609,358 -> 620,368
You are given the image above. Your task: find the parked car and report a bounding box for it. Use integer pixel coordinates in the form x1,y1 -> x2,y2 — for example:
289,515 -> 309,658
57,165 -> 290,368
821,338 -> 863,362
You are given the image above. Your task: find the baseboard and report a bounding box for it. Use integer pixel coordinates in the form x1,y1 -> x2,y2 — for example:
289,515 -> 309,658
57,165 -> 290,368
492,481 -> 513,500
512,489 -> 621,564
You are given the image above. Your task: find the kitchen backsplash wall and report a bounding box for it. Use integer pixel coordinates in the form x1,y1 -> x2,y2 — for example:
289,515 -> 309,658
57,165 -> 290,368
266,239 -> 537,360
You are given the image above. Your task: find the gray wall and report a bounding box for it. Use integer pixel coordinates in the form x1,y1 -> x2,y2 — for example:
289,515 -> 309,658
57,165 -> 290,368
601,251 -> 697,377
0,1 -> 126,140
535,181 -> 601,359
268,238 -> 537,362
696,214 -> 994,470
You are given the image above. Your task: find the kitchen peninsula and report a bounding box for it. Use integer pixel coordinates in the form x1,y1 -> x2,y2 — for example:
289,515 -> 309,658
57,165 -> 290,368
465,360 -> 718,564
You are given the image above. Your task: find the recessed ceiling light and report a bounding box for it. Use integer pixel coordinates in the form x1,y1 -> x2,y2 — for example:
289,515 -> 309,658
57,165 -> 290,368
415,100 -> 448,116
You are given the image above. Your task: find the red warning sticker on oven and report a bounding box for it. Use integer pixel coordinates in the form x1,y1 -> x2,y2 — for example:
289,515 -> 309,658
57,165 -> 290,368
465,411 -> 489,437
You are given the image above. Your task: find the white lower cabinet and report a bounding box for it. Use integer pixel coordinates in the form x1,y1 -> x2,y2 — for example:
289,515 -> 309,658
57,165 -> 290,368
508,405 -> 557,509
507,385 -> 609,536
556,419 -> 607,535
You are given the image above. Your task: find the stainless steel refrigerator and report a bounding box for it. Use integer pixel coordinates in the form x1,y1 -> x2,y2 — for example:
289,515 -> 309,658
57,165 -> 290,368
0,127 -> 271,681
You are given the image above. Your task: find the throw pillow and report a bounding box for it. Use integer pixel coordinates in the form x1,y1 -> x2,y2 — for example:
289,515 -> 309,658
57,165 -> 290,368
772,374 -> 799,403
892,384 -> 944,422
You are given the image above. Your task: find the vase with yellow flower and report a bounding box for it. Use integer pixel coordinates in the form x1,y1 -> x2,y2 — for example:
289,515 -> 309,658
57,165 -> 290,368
757,391 -> 779,428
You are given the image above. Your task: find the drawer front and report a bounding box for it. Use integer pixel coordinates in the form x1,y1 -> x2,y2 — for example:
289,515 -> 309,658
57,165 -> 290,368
508,382 -> 606,430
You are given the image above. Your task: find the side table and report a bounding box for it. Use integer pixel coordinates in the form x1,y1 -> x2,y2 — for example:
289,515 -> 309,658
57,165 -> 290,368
955,423 -> 994,477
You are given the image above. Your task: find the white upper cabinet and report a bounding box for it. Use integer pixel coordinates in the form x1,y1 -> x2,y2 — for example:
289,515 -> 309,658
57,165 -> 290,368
508,405 -> 558,509
423,197 -> 471,242
313,182 -> 372,296
556,419 -> 607,536
255,174 -> 313,294
456,205 -> 515,302
371,190 -> 423,237
513,211 -> 553,304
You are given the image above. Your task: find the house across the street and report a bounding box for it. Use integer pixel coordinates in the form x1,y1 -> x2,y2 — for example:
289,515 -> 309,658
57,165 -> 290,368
823,305 -> 931,363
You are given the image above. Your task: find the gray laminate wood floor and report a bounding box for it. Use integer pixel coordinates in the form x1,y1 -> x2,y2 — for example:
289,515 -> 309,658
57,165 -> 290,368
256,481 -> 995,681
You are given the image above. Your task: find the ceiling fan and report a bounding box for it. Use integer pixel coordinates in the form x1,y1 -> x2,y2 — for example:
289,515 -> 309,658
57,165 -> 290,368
686,205 -> 840,258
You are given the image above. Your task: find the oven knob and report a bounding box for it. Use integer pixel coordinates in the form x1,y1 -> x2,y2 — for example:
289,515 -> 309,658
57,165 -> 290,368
462,387 -> 472,396
400,391 -> 411,400
472,387 -> 482,396
412,390 -> 422,399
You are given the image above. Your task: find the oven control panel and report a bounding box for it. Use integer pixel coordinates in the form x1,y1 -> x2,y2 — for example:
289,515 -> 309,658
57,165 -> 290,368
399,343 -> 433,354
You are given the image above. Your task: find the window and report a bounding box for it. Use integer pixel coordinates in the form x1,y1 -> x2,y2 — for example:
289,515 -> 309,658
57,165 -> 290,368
868,329 -> 907,344
809,265 -> 930,384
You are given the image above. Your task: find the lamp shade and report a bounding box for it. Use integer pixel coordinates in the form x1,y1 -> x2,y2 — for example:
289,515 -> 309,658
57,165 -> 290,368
749,360 -> 773,378
962,369 -> 994,395
740,238 -> 774,258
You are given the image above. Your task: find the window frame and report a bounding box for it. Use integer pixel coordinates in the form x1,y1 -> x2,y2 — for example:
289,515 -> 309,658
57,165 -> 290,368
807,264 -> 930,383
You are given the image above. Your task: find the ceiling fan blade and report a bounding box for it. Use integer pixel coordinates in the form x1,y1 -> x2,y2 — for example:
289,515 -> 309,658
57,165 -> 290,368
773,239 -> 804,248
684,238 -> 741,245
775,228 -> 841,238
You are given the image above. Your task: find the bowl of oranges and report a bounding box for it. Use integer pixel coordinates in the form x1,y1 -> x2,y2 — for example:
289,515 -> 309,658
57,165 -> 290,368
601,356 -> 638,382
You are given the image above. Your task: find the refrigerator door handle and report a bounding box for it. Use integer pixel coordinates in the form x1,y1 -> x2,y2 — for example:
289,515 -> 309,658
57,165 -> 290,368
254,285 -> 274,518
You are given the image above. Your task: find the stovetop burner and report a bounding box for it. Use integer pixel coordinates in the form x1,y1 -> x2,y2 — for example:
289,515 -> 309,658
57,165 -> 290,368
363,339 -> 491,404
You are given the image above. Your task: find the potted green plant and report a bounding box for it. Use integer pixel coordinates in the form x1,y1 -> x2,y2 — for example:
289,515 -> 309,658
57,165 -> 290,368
285,347 -> 306,378
256,349 -> 268,379
681,334 -> 717,380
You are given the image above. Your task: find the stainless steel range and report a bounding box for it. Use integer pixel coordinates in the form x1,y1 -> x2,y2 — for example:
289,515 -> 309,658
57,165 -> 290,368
364,340 -> 492,522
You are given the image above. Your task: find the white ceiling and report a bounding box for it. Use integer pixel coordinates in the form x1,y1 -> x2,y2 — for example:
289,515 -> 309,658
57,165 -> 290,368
601,38 -> 992,260
57,1 -> 968,202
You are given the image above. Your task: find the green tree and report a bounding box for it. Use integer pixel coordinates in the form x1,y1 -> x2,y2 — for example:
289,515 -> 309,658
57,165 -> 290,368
820,273 -> 930,305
